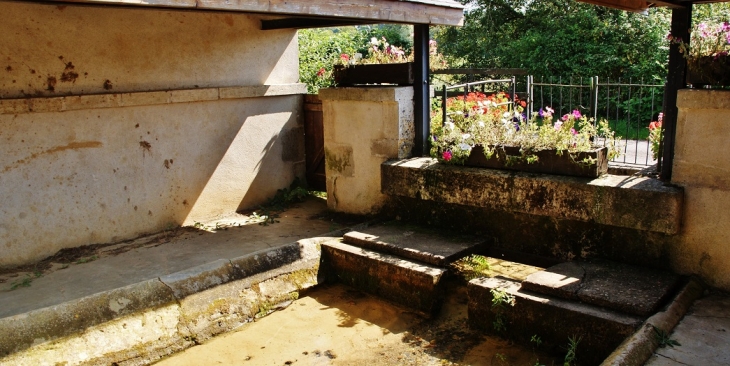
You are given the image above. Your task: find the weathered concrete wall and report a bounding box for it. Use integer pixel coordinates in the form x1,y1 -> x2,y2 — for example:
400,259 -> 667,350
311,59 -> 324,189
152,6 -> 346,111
381,161 -> 681,269
670,90 -> 730,291
0,2 -> 305,267
319,87 -> 414,214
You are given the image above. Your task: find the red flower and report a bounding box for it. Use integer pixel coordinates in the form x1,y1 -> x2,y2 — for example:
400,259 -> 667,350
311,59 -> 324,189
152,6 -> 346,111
442,150 -> 453,161
316,68 -> 326,77
340,54 -> 350,61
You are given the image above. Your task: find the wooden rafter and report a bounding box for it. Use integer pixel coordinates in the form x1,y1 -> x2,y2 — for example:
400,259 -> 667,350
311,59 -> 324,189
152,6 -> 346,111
37,0 -> 465,26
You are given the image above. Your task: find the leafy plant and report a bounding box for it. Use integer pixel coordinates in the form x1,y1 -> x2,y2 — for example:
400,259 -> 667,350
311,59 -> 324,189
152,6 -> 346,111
490,287 -> 516,332
653,325 -> 681,348
430,92 -> 621,166
563,335 -> 582,366
648,113 -> 664,161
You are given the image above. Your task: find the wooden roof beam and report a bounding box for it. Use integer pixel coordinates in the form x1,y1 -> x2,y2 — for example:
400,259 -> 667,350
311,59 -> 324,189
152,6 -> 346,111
37,0 -> 465,26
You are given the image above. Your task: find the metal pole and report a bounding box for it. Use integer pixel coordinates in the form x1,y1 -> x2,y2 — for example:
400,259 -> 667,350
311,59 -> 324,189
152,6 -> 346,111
660,5 -> 692,179
413,24 -> 430,157
442,85 -> 447,126
592,76 -> 599,121
526,75 -> 532,120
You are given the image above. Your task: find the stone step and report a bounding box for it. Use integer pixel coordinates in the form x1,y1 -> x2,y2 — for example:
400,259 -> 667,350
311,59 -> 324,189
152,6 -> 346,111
321,240 -> 447,317
521,260 -> 681,317
469,276 -> 643,366
342,224 -> 487,266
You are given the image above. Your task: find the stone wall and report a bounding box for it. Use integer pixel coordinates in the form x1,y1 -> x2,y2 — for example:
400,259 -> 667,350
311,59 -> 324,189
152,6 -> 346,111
670,89 -> 730,291
319,87 -> 414,215
0,2 -> 305,267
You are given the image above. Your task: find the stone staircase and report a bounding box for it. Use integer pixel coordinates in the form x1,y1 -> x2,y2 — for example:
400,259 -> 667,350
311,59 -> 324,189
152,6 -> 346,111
320,223 -> 488,316
468,261 -> 682,365
321,223 -> 684,365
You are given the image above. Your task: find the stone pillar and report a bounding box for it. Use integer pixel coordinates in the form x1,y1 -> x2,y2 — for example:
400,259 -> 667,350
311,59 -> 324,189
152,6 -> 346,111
671,89 -> 730,291
318,87 -> 414,214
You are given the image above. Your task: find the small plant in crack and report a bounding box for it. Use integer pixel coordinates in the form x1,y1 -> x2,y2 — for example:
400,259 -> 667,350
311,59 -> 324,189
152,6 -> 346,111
653,325 -> 681,348
563,335 -> 582,366
490,287 -> 515,332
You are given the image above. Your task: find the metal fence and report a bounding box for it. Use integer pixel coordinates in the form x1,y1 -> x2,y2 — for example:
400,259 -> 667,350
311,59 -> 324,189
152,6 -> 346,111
527,76 -> 665,166
432,71 -> 665,166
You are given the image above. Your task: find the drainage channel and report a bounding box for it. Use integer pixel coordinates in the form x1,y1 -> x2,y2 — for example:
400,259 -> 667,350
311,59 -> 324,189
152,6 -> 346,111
155,279 -> 562,366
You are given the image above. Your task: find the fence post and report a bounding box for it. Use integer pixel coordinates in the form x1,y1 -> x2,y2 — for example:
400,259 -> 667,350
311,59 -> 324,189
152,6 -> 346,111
510,76 -> 516,109
442,85 -> 447,126
591,76 -> 599,121
526,75 -> 532,120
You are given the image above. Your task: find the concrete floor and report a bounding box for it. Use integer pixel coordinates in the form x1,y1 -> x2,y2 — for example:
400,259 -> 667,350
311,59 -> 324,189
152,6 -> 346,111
0,197 -> 344,318
645,294 -> 730,366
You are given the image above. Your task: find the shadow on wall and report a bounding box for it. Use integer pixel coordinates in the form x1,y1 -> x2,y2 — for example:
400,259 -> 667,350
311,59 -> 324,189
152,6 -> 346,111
0,96 -> 303,267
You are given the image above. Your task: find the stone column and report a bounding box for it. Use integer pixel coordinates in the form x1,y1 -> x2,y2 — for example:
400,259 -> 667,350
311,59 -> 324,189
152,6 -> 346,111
318,87 -> 414,214
671,89 -> 730,291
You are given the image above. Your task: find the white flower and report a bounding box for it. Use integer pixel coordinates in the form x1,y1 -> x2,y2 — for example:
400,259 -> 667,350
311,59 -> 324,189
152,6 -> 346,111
445,122 -> 455,130
462,133 -> 471,139
459,143 -> 472,151
370,37 -> 380,46
478,122 -> 485,128
503,112 -> 512,118
353,53 -> 363,61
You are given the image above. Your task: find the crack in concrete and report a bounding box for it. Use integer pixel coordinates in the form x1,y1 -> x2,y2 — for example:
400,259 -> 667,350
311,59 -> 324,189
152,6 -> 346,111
575,263 -> 588,296
655,352 -> 692,366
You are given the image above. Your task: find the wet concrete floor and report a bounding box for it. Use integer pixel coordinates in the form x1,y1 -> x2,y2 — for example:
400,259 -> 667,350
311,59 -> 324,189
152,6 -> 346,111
156,281 -> 563,366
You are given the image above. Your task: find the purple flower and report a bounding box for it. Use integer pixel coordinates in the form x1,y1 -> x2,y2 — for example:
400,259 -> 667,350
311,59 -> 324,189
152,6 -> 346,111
432,135 -> 438,142
538,108 -> 545,118
723,22 -> 730,32
514,123 -> 520,132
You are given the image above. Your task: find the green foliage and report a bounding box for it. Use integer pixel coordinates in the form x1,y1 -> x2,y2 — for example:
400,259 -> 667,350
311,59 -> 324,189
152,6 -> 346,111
653,325 -> 681,348
298,27 -> 361,94
298,25 -> 413,94
490,287 -> 516,332
563,335 -> 581,366
435,0 -> 671,82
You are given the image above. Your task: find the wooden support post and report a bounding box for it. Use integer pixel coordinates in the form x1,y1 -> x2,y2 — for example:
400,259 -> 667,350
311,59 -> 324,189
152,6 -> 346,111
414,24 -> 430,157
660,5 -> 692,180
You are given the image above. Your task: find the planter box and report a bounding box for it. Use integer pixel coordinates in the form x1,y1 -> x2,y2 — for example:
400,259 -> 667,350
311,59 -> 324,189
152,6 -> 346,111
687,56 -> 730,88
464,145 -> 609,178
333,62 -> 414,86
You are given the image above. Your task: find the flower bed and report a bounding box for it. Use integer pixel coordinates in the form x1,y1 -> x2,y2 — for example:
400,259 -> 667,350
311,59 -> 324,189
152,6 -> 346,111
430,92 -> 620,178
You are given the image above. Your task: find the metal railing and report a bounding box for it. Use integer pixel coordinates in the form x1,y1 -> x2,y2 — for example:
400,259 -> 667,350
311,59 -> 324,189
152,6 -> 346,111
439,77 -> 516,125
527,76 -> 665,166
432,74 -> 665,167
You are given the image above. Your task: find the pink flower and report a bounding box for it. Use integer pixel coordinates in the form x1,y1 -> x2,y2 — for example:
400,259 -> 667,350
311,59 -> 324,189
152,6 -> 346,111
554,121 -> 563,130
442,150 -> 452,161
316,68 -> 326,77
340,54 -> 350,61
572,110 -> 582,119
571,128 -> 577,135
561,114 -> 570,121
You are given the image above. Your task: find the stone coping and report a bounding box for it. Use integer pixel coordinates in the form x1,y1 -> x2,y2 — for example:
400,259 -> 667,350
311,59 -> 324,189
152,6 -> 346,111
0,83 -> 306,115
382,158 -> 683,234
677,89 -> 730,110
318,86 -> 414,103
0,219 -> 374,364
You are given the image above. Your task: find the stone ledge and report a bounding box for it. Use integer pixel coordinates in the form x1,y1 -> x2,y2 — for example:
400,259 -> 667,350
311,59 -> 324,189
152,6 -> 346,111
0,83 -> 307,115
382,158 -> 683,234
0,238 -> 323,362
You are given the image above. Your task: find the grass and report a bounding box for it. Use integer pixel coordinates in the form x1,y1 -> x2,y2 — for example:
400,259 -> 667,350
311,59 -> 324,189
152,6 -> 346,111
605,119 -> 651,140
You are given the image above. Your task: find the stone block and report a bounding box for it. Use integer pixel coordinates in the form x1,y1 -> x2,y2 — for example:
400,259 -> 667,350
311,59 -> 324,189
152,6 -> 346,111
342,224 -> 487,266
321,240 -> 446,317
382,158 -> 683,234
468,276 -> 642,366
0,278 -> 176,357
522,261 -> 681,316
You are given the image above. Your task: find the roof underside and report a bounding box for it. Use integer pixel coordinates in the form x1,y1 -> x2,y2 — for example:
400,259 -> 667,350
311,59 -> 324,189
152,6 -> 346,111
577,0 -> 730,13
38,0 -> 465,26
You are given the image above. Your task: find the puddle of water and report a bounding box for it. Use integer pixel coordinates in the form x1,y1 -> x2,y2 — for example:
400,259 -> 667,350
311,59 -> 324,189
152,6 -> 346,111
156,282 -> 561,366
